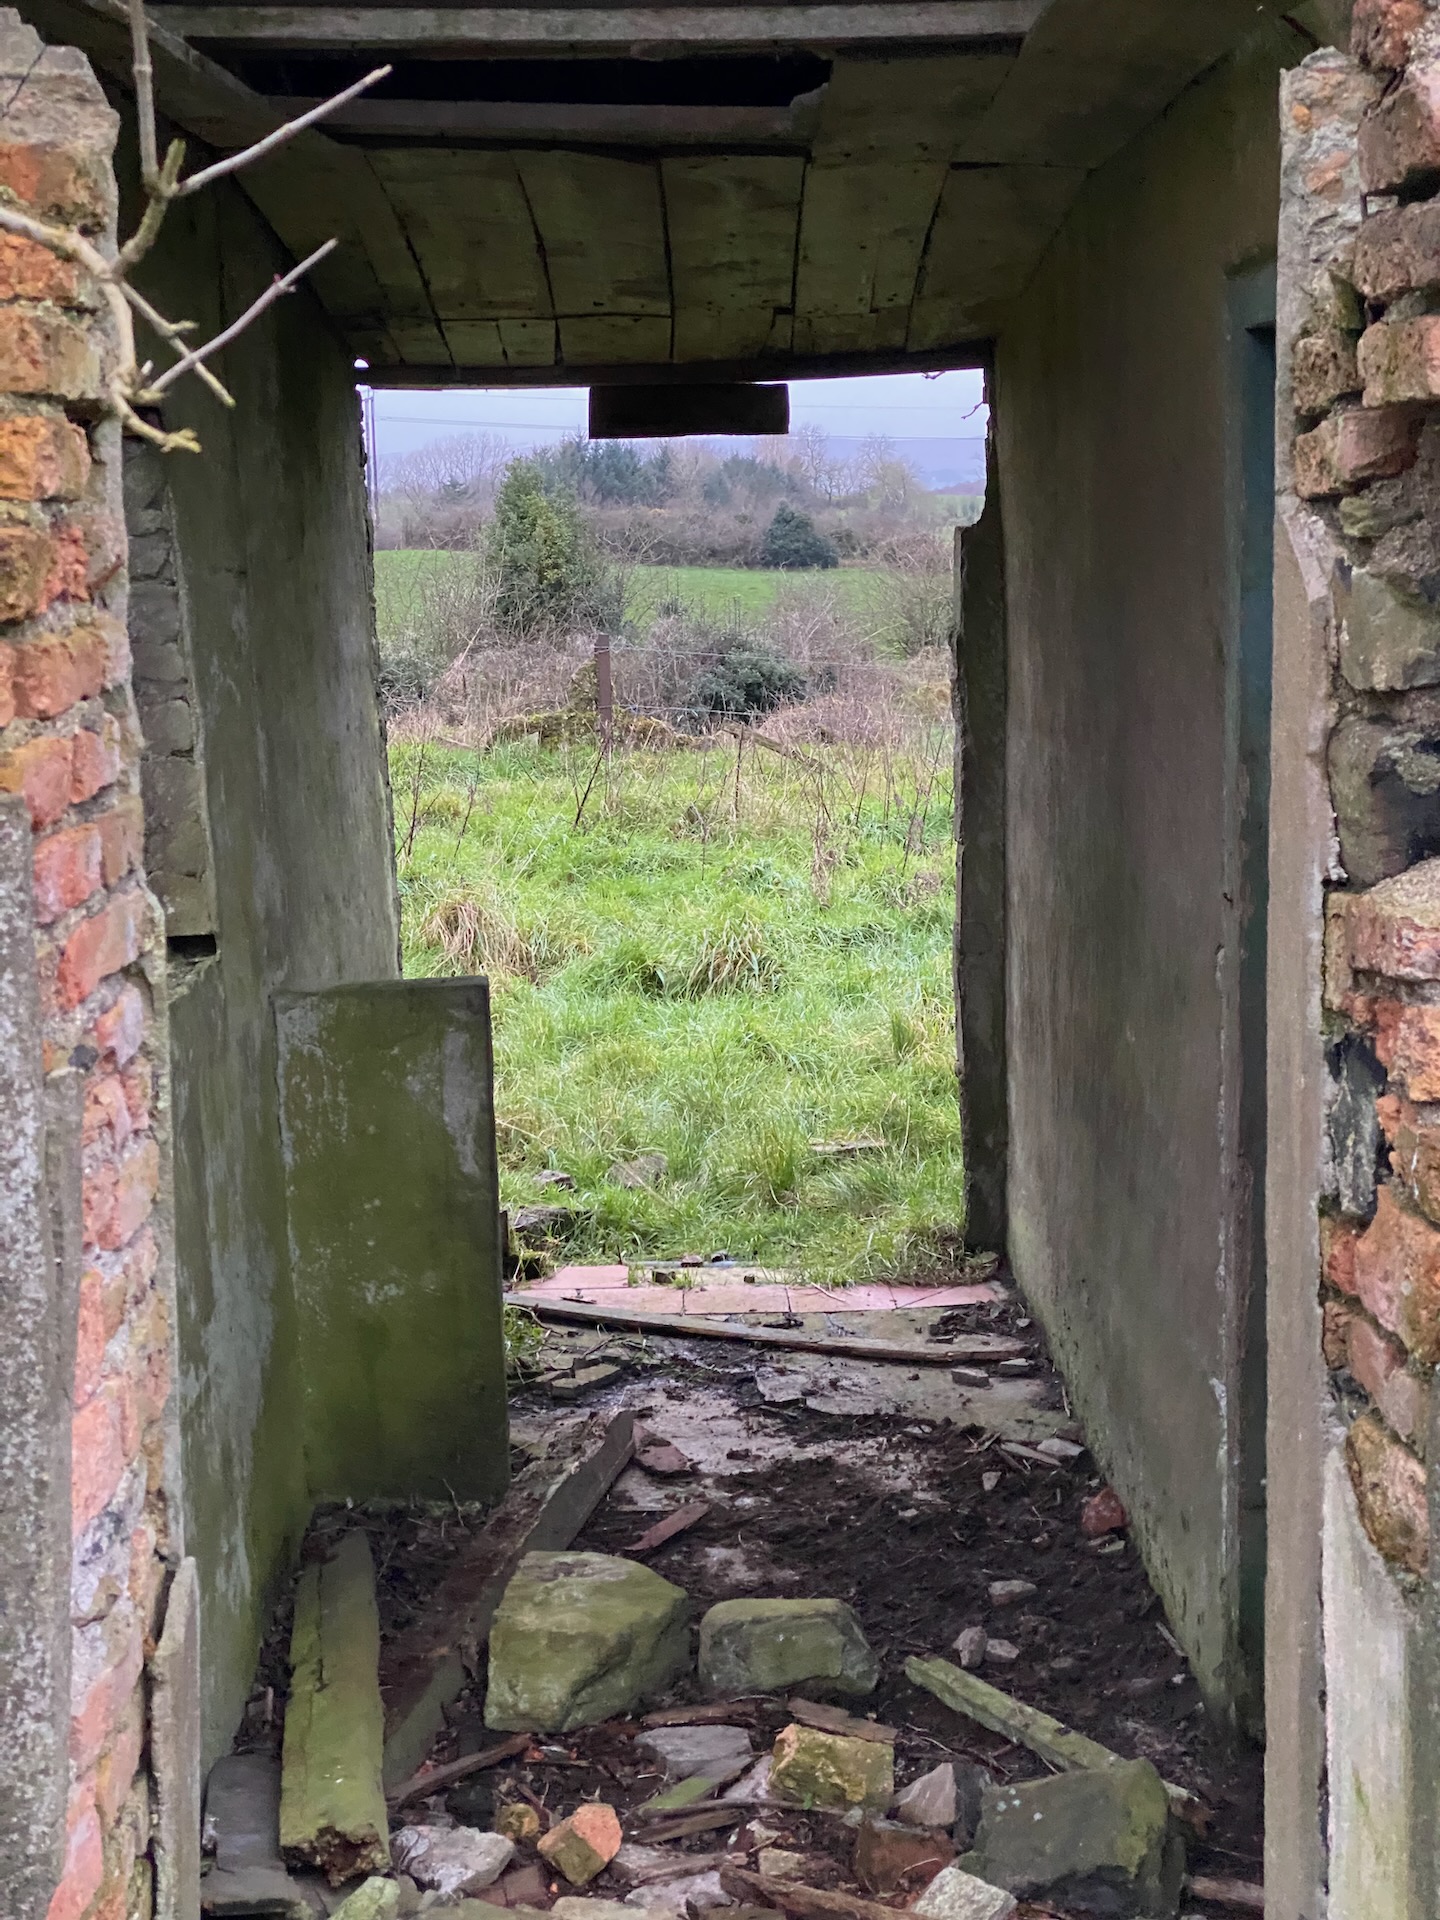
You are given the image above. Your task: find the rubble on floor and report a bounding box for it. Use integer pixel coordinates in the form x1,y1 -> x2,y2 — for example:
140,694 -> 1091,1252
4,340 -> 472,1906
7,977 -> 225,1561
209,1279 -> 1261,1920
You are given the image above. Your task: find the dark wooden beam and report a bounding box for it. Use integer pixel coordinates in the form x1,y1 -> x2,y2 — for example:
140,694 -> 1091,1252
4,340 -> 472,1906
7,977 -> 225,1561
360,338 -> 988,383
270,95 -> 819,144
151,0 -> 1044,51
589,380 -> 788,436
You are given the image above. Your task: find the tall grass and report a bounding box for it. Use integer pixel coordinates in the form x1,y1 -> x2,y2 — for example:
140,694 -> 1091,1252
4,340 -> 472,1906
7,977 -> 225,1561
395,730 -> 964,1283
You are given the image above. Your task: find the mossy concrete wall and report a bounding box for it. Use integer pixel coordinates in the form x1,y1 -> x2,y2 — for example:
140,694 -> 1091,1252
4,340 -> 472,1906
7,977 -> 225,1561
128,143 -> 401,1764
994,24 -> 1309,1722
276,981 -> 509,1505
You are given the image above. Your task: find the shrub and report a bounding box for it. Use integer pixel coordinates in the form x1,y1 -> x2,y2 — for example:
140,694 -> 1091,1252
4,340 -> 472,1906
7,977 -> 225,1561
490,458 -> 622,638
684,638 -> 808,726
760,501 -> 839,570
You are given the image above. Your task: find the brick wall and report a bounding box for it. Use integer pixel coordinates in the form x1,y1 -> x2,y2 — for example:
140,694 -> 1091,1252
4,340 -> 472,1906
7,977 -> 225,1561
1292,0 -> 1440,1582
0,20 -> 176,1920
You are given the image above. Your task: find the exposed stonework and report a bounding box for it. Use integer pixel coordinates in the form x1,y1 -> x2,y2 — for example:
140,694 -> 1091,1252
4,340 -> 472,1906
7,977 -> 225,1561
0,14 -> 179,1920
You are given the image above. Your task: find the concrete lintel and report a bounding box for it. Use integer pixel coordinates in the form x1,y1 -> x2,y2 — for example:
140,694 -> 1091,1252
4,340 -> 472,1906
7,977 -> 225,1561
364,341 -> 990,388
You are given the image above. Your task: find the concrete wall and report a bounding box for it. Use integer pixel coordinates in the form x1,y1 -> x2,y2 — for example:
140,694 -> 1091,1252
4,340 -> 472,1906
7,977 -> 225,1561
128,149 -> 401,1763
995,25 -> 1306,1719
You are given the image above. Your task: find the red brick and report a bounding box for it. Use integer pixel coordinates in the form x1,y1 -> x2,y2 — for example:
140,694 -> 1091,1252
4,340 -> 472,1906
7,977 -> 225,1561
32,820 -> 100,923
1353,200 -> 1440,303
0,144 -> 109,227
0,730 -> 71,827
73,1264 -> 108,1404
10,624 -> 107,718
1373,998 -> 1440,1100
68,721 -> 120,804
95,1691 -> 145,1828
1348,1312 -> 1426,1442
1359,314 -> 1440,406
1324,1295 -> 1356,1368
1361,61 -> 1440,193
82,1072 -> 132,1152
1293,330 -> 1361,416
97,796 -> 142,887
43,520 -> 89,609
0,638 -> 11,725
91,982 -> 145,1067
1382,1090 -> 1440,1224
1353,0 -> 1427,68
1346,858 -> 1440,981
0,523 -> 58,621
70,1602 -> 144,1774
83,1135 -> 158,1252
57,891 -> 144,1010
1353,1182 -> 1440,1359
71,1385 -> 130,1536
46,1793 -> 103,1920
0,231 -> 82,304
0,308 -> 99,400
1295,403 -> 1425,495
1346,1407 -> 1429,1573
119,1056 -> 151,1132
1323,1213 -> 1365,1297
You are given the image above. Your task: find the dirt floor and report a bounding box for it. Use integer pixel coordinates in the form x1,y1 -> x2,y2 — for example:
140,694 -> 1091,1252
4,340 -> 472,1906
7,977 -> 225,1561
236,1279 -> 1262,1918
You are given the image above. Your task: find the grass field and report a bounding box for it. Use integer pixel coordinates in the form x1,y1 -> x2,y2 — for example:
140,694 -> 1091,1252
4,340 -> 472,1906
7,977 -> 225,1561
393,734 -> 963,1282
374,549 -> 886,646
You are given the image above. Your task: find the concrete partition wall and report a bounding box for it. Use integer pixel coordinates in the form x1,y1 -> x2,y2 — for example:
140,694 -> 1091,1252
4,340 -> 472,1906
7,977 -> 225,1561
128,152 -> 402,1760
993,27 -> 1303,1718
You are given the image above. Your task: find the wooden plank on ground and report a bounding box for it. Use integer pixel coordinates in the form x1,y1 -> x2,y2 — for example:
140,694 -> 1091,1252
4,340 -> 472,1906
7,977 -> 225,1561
721,1867 -> 898,1920
279,1534 -> 389,1884
506,1294 -> 1027,1365
663,155 -> 804,364
153,2 -> 1047,51
379,1411 -> 638,1788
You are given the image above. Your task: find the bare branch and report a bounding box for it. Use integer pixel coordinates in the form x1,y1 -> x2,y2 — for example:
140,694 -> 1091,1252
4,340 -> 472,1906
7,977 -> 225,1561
121,280 -> 236,408
127,0 -> 159,189
139,240 -> 338,400
177,65 -> 393,197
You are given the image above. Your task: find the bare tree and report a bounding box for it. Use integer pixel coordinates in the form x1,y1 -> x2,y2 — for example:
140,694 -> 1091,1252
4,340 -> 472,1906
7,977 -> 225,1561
0,0 -> 388,452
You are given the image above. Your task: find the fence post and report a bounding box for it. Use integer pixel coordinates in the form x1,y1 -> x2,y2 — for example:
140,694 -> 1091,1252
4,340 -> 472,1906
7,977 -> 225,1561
594,630 -> 614,751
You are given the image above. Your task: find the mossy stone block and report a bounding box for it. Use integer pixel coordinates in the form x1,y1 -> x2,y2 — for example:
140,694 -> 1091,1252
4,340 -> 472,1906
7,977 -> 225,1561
963,1760 -> 1182,1917
769,1724 -> 894,1813
699,1598 -> 878,1697
485,1552 -> 689,1732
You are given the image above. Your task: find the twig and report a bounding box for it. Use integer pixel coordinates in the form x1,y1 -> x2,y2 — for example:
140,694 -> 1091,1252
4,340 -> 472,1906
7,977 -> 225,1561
140,242 -> 337,399
386,1732 -> 532,1809
178,66 -> 393,196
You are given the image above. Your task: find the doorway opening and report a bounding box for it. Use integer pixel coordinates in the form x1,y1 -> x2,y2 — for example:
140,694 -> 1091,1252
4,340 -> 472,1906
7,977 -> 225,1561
375,370 -> 982,1289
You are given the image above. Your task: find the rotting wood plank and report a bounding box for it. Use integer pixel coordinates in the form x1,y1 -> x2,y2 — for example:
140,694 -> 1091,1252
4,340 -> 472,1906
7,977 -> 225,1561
663,155 -> 805,365
152,1 -> 1046,50
787,1698 -> 897,1744
721,1867 -> 899,1920
379,1411 -> 638,1788
903,1656 -> 1207,1831
279,1534 -> 390,1885
387,1732 -> 532,1811
271,97 -> 815,146
506,1294 -> 1027,1364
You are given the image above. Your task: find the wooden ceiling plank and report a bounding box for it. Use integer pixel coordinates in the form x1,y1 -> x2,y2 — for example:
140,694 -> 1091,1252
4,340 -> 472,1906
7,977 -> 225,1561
809,50 -> 1016,162
497,318 -> 559,366
663,154 -> 803,363
151,1 -> 1045,50
273,97 -> 815,145
557,313 -> 671,365
905,160 -> 1083,348
370,149 -> 550,320
517,151 -> 669,318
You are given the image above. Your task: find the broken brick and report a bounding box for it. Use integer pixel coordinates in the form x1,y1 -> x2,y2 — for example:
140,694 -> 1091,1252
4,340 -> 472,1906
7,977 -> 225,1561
1352,1182 -> 1440,1360
1346,1408 -> 1429,1574
537,1804 -> 622,1886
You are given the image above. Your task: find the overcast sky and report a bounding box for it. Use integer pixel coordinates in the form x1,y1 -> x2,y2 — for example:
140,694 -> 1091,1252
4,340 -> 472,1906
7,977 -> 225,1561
369,368 -> 987,462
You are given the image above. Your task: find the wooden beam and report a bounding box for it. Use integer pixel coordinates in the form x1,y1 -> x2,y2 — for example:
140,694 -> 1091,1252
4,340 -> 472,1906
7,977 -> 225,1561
271,96 -> 818,145
151,0 -> 1045,51
905,161 -> 1083,349
662,154 -> 804,362
364,338 -> 988,382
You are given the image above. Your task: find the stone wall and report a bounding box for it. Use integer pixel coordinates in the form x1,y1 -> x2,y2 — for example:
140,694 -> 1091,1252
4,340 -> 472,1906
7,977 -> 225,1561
1274,7 -> 1440,1910
0,16 -> 180,1920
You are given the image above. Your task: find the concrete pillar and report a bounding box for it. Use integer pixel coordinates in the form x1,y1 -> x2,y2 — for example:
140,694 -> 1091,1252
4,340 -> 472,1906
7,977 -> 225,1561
953,432 -> 1007,1252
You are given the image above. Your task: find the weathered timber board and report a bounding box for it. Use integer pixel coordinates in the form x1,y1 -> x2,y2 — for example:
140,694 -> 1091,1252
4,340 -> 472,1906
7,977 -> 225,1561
370,150 -> 551,321
905,161 -> 1083,350
663,154 -> 804,363
517,151 -> 669,317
